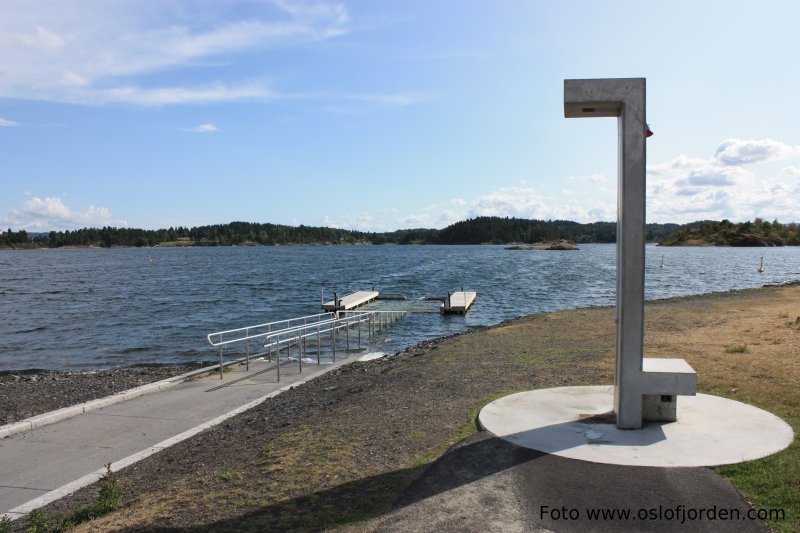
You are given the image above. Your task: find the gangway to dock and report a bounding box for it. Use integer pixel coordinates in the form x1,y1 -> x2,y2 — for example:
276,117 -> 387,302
207,309 -> 406,381
322,290 -> 379,311
441,291 -> 477,314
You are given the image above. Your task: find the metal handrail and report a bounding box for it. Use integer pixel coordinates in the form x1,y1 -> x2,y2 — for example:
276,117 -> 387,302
262,312 -> 376,379
206,312 -> 335,347
206,309 -> 407,380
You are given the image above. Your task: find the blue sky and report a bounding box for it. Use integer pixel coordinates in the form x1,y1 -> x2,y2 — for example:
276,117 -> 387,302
2,0 -> 799,232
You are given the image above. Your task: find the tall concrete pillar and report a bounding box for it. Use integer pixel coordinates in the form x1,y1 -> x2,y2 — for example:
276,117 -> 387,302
565,78 -> 648,429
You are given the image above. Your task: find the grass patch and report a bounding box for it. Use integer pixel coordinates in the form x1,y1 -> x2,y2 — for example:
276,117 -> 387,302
21,464 -> 122,532
640,289 -> 800,532
410,430 -> 427,441
725,343 -> 749,353
248,428 -> 419,530
411,391 -> 519,470
216,469 -> 239,482
259,427 -> 355,502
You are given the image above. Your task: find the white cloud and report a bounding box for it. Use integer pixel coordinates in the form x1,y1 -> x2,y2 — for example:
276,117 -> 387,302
676,167 -> 743,187
320,211 -> 384,231
402,138 -> 800,227
183,123 -> 220,133
0,117 -> 19,127
320,215 -> 338,228
714,138 -> 798,166
342,211 -> 382,231
1,24 -> 65,52
569,173 -> 607,183
782,166 -> 800,177
0,1 -> 350,106
1,196 -> 127,231
647,138 -> 800,223
436,210 -> 464,227
468,187 -> 551,219
59,70 -> 89,87
398,214 -> 429,226
397,186 -> 617,230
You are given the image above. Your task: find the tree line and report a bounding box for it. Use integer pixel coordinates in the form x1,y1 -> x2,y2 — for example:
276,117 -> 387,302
1,217 -> 783,249
659,218 -> 800,246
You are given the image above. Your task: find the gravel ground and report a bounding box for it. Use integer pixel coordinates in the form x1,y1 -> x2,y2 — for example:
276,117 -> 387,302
0,365 -> 207,425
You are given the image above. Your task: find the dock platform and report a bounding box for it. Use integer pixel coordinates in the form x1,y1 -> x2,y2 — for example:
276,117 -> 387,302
441,291 -> 476,314
322,291 -> 379,311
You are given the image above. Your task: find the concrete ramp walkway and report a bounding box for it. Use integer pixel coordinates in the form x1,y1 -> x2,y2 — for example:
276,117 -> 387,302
0,356 -> 354,519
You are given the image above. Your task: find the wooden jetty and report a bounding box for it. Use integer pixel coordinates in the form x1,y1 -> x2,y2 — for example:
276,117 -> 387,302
441,291 -> 476,314
322,290 -> 379,311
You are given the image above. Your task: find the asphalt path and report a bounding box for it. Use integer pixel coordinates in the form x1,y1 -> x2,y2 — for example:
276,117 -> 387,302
368,432 -> 770,532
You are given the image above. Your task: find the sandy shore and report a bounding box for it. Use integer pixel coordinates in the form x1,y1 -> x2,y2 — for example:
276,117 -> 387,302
8,282 -> 800,532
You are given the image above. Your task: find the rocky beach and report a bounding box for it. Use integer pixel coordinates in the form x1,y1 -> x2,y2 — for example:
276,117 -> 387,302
0,366 -> 204,426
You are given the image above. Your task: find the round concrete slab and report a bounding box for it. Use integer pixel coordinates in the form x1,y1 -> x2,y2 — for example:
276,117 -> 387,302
478,386 -> 794,467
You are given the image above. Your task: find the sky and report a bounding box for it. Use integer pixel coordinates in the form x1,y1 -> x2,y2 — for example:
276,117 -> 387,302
1,0 -> 799,233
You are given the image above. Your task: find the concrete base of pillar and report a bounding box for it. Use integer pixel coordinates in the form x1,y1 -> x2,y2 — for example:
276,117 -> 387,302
478,385 -> 793,467
643,394 -> 677,422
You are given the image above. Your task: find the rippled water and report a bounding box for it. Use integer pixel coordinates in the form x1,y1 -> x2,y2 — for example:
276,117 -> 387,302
1,244 -> 798,371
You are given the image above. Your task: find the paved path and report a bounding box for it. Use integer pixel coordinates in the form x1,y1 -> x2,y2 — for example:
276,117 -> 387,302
0,356 -> 349,519
367,432 -> 770,532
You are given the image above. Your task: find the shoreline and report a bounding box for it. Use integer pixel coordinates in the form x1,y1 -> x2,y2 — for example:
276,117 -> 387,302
7,281 -> 800,531
4,278 -> 799,377
3,279 -> 799,427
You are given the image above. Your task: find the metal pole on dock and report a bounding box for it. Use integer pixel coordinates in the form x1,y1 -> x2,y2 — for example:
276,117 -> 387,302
276,337 -> 281,382
317,323 -> 321,365
332,322 -> 337,363
245,333 -> 250,371
346,318 -> 350,352
268,324 -> 272,362
219,346 -> 224,380
298,336 -> 302,373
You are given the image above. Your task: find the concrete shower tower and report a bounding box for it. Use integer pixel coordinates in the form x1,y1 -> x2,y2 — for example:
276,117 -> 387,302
564,78 -> 696,429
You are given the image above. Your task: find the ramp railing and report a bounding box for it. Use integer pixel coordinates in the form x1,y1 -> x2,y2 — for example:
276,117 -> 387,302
206,310 -> 407,380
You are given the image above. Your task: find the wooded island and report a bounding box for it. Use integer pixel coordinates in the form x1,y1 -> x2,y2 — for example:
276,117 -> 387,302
2,216 -> 796,248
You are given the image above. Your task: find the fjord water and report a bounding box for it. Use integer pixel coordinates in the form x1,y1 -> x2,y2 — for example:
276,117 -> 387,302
2,244 -> 799,371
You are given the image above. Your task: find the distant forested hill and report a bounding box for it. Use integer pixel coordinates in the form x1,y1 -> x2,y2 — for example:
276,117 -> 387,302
433,217 -> 680,244
659,219 -> 800,246
0,217 -> 707,248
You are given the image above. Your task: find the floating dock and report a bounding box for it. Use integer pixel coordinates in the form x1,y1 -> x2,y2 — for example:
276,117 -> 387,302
441,291 -> 476,314
322,290 -> 379,311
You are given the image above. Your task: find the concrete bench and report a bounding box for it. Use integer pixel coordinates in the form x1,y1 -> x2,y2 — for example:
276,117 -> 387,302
640,358 -> 697,422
